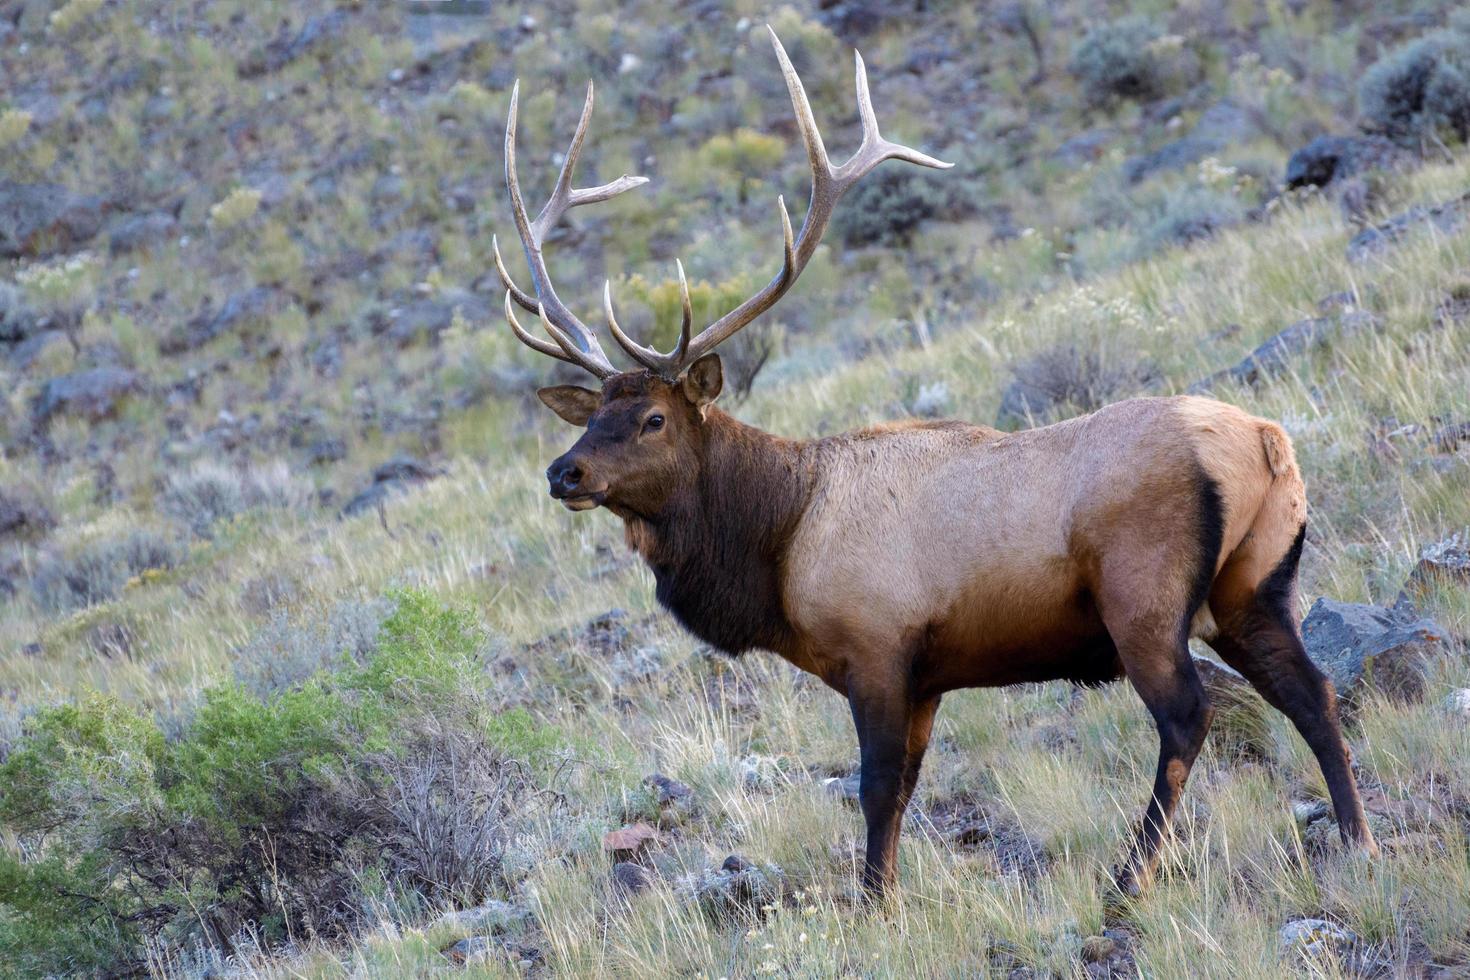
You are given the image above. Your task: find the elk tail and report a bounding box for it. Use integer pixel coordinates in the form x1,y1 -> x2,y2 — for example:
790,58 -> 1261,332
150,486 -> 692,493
1259,421 -> 1297,480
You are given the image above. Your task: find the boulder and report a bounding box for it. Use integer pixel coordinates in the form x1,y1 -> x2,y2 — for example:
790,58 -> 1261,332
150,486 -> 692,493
1406,532 -> 1470,594
1284,135 -> 1404,189
340,454 -> 446,517
163,286 -> 285,354
1279,918 -> 1357,958
1123,134 -> 1222,185
108,210 -> 177,255
681,854 -> 788,923
238,9 -> 350,78
822,772 -> 862,805
431,900 -> 529,934
611,861 -> 656,896
1301,597 -> 1448,702
0,282 -> 39,342
31,367 -> 142,424
1052,128 -> 1115,168
1190,309 -> 1380,391
1348,192 -> 1470,263
442,935 -> 492,965
6,329 -> 69,371
601,822 -> 659,861
0,181 -> 105,258
1191,101 -> 1258,144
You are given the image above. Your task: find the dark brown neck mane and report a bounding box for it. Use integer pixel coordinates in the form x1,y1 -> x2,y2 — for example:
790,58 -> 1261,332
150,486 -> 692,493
618,409 -> 811,656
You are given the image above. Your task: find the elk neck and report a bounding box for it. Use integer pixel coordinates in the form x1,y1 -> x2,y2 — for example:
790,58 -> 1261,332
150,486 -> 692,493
618,408 -> 813,657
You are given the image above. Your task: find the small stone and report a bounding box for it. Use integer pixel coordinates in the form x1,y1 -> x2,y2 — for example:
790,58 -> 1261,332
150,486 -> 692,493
432,900 -> 528,934
720,853 -> 751,874
823,773 -> 862,804
1446,689 -> 1470,720
644,772 -> 693,806
1080,935 -> 1117,963
444,935 -> 493,965
1292,800 -> 1330,826
1280,918 -> 1356,957
1408,533 -> 1470,594
612,861 -> 655,895
602,822 -> 659,860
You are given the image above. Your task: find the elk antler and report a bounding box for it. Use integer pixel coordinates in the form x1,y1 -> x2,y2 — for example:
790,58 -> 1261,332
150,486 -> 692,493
499,27 -> 952,380
495,80 -> 647,379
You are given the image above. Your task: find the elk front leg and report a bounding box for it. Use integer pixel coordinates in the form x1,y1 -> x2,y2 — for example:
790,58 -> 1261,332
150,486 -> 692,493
848,683 -> 939,898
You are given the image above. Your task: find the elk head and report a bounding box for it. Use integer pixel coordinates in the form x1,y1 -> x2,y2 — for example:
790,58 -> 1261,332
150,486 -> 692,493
495,27 -> 951,515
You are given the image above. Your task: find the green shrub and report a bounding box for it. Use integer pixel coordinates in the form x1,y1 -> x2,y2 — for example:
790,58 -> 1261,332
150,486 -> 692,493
0,591 -> 558,975
1069,15 -> 1170,105
833,168 -> 945,248
1359,17 -> 1470,146
30,528 -> 184,613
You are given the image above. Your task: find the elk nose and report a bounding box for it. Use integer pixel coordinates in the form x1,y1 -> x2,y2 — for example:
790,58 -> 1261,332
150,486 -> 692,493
546,457 -> 584,497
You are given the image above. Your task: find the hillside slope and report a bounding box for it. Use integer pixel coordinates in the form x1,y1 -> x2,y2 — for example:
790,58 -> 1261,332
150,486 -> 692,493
2,1 -> 1470,977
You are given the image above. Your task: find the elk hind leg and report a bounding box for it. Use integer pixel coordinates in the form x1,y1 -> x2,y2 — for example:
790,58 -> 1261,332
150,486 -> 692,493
1209,529 -> 1377,855
1110,627 -> 1214,897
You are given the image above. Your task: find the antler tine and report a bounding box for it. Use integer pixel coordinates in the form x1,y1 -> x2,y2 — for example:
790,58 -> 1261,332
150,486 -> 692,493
500,79 -> 647,379
840,49 -> 954,182
604,259 -> 694,375
665,28 -> 952,369
499,29 -> 950,381
493,234 -> 539,314
504,290 -> 575,363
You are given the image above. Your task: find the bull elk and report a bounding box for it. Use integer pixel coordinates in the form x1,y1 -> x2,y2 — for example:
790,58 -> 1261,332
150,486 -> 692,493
494,28 -> 1378,897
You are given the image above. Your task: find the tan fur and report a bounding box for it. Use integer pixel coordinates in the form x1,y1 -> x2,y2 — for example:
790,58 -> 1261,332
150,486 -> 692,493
780,396 -> 1297,695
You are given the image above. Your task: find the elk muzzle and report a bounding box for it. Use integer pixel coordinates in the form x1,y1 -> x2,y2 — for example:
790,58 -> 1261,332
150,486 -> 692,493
546,454 -> 605,511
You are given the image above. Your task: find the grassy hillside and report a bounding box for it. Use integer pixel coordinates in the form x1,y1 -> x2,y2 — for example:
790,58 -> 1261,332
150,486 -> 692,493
3,0 -> 1470,977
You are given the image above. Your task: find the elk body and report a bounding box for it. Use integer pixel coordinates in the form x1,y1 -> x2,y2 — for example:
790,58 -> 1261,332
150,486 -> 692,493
498,29 -> 1378,897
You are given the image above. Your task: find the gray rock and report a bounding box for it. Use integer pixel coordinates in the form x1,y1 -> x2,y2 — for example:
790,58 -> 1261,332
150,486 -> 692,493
164,287 -> 285,354
1446,689 -> 1470,720
1123,134 -> 1222,185
383,291 -> 493,346
443,935 -> 493,965
1348,193 -> 1470,263
432,900 -> 528,934
1053,128 -> 1115,168
1285,135 -> 1405,189
1279,918 -> 1356,957
0,181 -> 105,258
1191,309 -> 1380,391
611,861 -> 656,895
822,772 -> 862,805
108,211 -> 176,255
0,282 -> 39,343
31,367 -> 142,424
1407,532 -> 1470,593
682,854 -> 787,922
1301,596 -> 1449,702
644,772 -> 693,806
1191,101 -> 1258,144
340,454 -> 445,516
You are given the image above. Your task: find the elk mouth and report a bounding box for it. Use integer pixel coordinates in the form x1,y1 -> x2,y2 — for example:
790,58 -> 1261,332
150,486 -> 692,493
554,489 -> 606,511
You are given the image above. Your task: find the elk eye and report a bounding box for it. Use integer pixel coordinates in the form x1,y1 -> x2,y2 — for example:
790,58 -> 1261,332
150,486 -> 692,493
644,413 -> 665,432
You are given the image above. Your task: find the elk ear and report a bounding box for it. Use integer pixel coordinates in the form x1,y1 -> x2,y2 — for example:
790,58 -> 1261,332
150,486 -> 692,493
537,385 -> 601,426
681,353 -> 723,411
